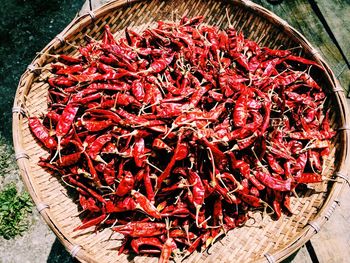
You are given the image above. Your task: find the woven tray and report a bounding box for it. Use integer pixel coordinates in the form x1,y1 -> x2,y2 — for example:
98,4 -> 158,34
12,0 -> 350,262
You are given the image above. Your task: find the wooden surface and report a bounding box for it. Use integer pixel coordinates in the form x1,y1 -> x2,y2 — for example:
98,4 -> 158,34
242,1 -> 350,262
79,0 -> 350,262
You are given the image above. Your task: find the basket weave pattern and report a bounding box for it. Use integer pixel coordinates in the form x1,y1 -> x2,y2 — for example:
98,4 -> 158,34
13,0 -> 350,262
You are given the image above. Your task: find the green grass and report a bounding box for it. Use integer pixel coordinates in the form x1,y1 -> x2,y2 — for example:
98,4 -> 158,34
0,184 -> 32,240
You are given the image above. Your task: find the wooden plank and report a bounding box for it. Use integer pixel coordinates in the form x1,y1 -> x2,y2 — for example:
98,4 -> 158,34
310,186 -> 350,263
314,0 -> 350,64
251,0 -> 350,92
79,0 -> 110,15
248,2 -> 350,261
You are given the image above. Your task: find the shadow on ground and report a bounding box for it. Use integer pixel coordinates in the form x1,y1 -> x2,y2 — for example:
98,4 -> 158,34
47,238 -> 78,263
0,0 -> 84,143
0,1 -> 85,262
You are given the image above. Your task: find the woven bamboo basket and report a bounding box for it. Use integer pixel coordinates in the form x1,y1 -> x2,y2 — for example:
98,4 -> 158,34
12,0 -> 350,262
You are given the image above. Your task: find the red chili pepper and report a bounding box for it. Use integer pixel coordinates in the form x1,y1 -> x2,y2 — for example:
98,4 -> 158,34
87,109 -> 123,124
235,132 -> 258,150
82,119 -> 113,132
239,193 -> 261,208
228,153 -> 265,190
113,222 -> 166,237
201,137 -> 227,169
295,173 -> 322,184
35,18 -> 335,260
133,137 -> 147,167
56,64 -> 84,75
131,79 -> 145,101
28,117 -> 57,149
105,197 -> 137,213
46,110 -> 61,124
286,55 -> 323,70
101,93 -> 141,108
267,145 -> 295,161
131,237 -> 163,254
49,76 -> 77,87
103,160 -> 115,185
283,194 -> 293,214
188,170 -> 205,227
58,54 -> 82,64
66,175 -> 105,204
89,82 -> 130,92
83,152 -> 103,188
79,195 -> 100,213
56,152 -> 81,167
56,104 -> 79,138
254,171 -> 292,192
72,92 -> 102,105
143,167 -> 155,203
73,214 -> 107,231
152,138 -> 172,152
266,153 -> 284,175
115,171 -> 134,196
169,229 -> 196,239
213,197 -> 223,227
161,207 -> 190,218
88,134 -> 112,161
131,190 -> 161,219
159,238 -> 177,263
233,93 -> 248,127
156,133 -> 185,189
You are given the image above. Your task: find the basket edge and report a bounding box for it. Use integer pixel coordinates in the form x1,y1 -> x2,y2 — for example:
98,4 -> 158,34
12,0 -> 350,263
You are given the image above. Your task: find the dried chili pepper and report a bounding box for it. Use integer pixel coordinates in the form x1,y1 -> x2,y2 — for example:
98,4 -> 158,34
33,16 -> 335,262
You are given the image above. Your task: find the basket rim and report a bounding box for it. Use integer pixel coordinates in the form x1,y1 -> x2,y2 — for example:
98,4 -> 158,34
12,0 -> 350,262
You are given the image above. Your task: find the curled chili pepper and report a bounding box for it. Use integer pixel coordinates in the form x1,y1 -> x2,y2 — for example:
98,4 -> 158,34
28,117 -> 57,149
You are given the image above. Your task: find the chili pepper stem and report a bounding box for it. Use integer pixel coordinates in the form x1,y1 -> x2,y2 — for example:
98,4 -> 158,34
162,123 -> 177,140
199,215 -> 212,228
36,51 -> 57,58
48,118 -> 55,137
195,206 -> 201,228
65,41 -> 79,49
224,144 -> 239,153
206,147 -> 216,182
106,218 -> 119,241
111,93 -> 120,112
209,229 -> 225,248
298,138 -> 317,154
292,189 -> 304,205
70,209 -> 88,218
174,190 -> 184,205
61,175 -> 76,189
95,155 -> 108,165
101,214 -> 111,225
165,217 -> 171,239
138,104 -> 145,116
260,200 -> 275,216
50,136 -> 62,164
146,160 -> 164,173
217,174 -> 230,192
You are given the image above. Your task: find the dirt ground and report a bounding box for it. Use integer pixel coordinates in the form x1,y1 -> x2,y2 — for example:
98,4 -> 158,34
0,136 -> 76,263
0,1 -> 113,262
0,0 -> 84,262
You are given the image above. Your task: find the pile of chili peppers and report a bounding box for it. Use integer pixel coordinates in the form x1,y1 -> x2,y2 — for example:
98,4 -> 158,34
29,16 -> 336,262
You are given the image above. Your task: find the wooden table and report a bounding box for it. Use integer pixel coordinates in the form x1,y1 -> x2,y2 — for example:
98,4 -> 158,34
79,1 -> 350,262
